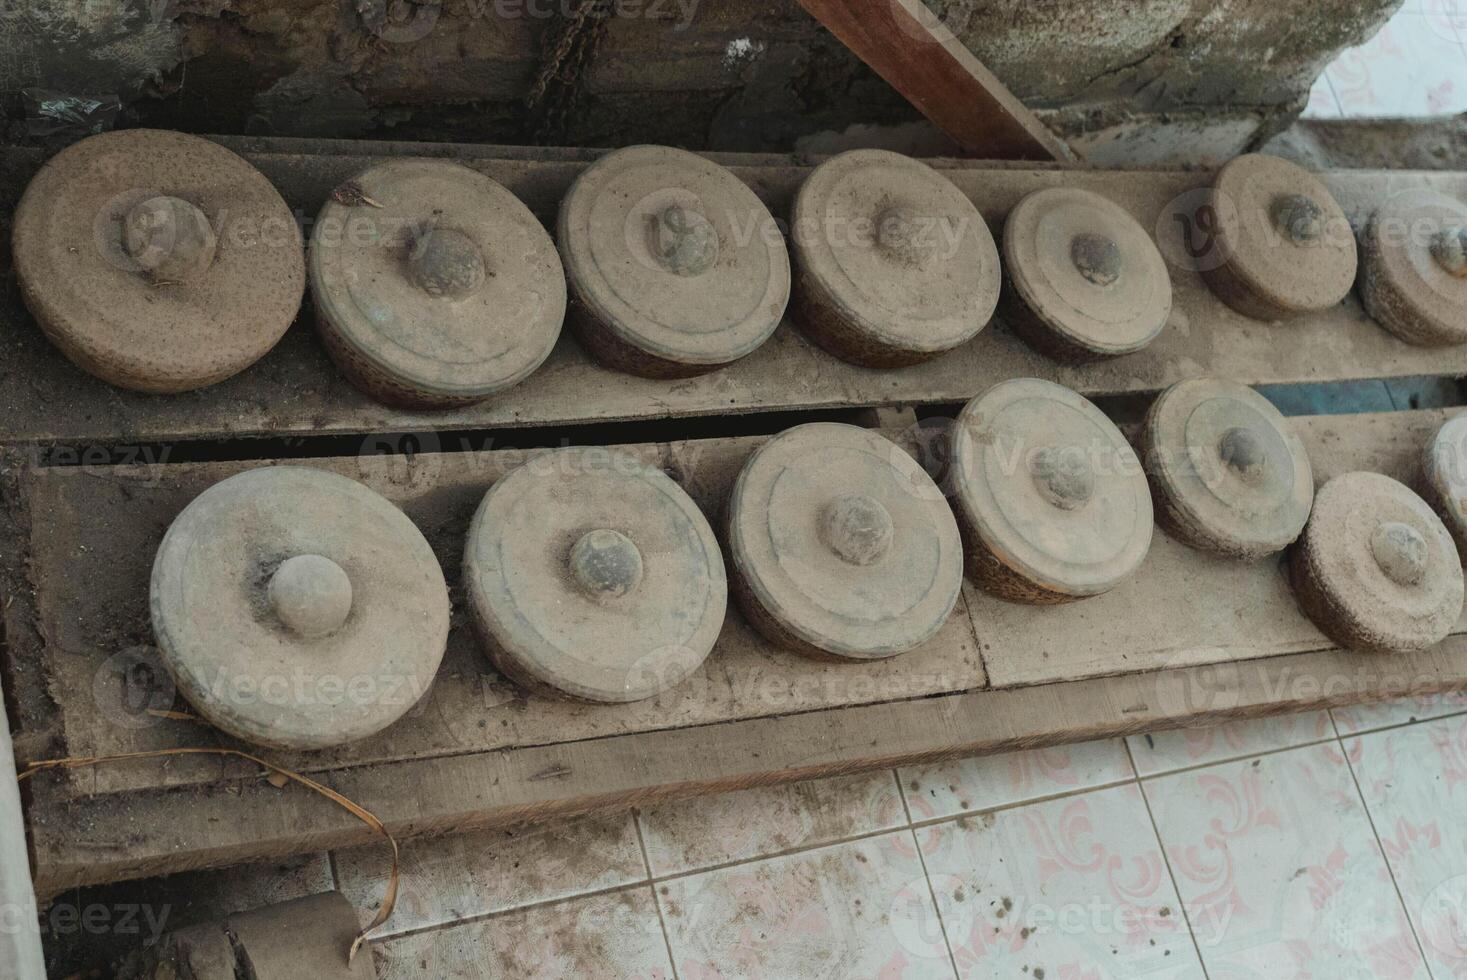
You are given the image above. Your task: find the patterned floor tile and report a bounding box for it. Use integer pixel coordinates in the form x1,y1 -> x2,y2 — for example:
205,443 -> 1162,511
1347,715 -> 1467,977
658,831 -> 954,979
336,813 -> 647,938
899,739 -> 1134,821
1128,711 -> 1334,777
372,886 -> 673,980
1146,743 -> 1428,978
1328,12 -> 1467,117
916,783 -> 1202,979
1332,691 -> 1467,735
1303,71 -> 1343,118
636,770 -> 904,876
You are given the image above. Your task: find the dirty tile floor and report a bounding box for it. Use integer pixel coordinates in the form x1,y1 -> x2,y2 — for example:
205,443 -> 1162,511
51,694 -> 1465,978
1307,0 -> 1467,118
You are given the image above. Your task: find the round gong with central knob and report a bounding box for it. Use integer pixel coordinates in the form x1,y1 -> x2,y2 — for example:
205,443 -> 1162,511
1360,191 -> 1467,347
727,423 -> 964,660
463,448 -> 727,702
558,145 -> 790,378
790,149 -> 1000,367
1290,471 -> 1463,653
12,129 -> 305,393
949,378 -> 1154,603
1200,154 -> 1357,322
1418,414 -> 1467,560
310,160 -> 566,408
1141,378 -> 1314,559
1001,187 -> 1172,362
150,467 -> 451,750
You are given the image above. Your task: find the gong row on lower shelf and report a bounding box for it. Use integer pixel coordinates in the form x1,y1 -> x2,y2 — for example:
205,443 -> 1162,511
15,130 -> 1467,404
148,377 -> 1467,752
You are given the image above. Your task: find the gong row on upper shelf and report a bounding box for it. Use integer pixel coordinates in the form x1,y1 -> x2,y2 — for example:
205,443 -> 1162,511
150,376 -> 1467,752
14,130 -> 1467,402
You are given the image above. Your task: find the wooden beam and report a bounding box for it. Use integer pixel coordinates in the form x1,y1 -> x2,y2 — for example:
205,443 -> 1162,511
795,0 -> 1074,162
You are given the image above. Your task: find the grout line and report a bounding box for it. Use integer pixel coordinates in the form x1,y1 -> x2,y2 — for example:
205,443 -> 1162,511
1126,739 -> 1215,980
892,767 -> 961,978
1330,705 -> 1467,740
1337,729 -> 1438,978
632,809 -> 683,980
371,878 -> 658,945
1133,733 -> 1338,782
905,776 -> 1139,832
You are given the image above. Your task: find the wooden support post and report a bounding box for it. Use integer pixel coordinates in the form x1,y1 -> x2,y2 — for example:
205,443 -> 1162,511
795,0 -> 1075,162
1,686 -> 46,979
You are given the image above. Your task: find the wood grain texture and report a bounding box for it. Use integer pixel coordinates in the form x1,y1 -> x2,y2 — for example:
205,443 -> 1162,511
4,145 -> 1467,446
794,0 -> 1073,162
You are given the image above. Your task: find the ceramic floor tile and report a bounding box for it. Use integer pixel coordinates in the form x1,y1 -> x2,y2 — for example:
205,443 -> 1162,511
1328,13 -> 1467,117
899,739 -> 1134,821
636,769 -> 905,876
916,783 -> 1202,979
372,886 -> 673,980
335,813 -> 647,938
1127,711 -> 1334,776
1146,743 -> 1429,978
1332,690 -> 1467,735
658,831 -> 954,979
1347,715 -> 1467,976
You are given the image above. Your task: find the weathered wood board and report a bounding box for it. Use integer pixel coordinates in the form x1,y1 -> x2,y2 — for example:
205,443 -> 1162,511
23,636 -> 1467,898
24,433 -> 983,797
12,409 -> 1464,807
4,143 -> 1467,446
975,408 -> 1467,686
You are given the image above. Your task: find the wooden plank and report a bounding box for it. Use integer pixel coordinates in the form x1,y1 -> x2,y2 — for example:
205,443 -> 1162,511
3,147 -> 1467,447
15,408 -> 1461,799
24,432 -> 982,797
23,636 -> 1467,898
794,0 -> 1073,162
0,682 -> 47,980
976,408 -> 1466,687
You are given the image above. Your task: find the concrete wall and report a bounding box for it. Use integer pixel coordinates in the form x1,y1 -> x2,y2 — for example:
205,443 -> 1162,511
0,0 -> 1403,162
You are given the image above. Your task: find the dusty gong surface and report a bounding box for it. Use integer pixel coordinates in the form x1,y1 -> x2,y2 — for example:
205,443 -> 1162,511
1291,472 -> 1463,653
464,448 -> 727,702
150,467 -> 450,750
1002,187 -> 1171,360
1421,414 -> 1467,559
310,159 -> 566,407
12,129 -> 304,393
728,423 -> 964,660
791,149 -> 1000,366
950,378 -> 1153,602
557,145 -> 790,376
1141,377 -> 1313,560
1361,191 -> 1467,347
1202,153 -> 1357,321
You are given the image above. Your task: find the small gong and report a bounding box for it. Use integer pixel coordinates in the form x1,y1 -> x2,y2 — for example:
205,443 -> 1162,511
949,378 -> 1154,603
1290,472 -> 1463,654
1140,378 -> 1313,560
557,145 -> 790,378
1361,191 -> 1467,347
790,149 -> 1000,367
1200,154 -> 1357,322
1001,187 -> 1172,362
150,467 -> 450,750
1420,415 -> 1467,560
12,129 -> 304,393
727,423 -> 964,660
464,448 -> 727,702
311,160 -> 566,409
